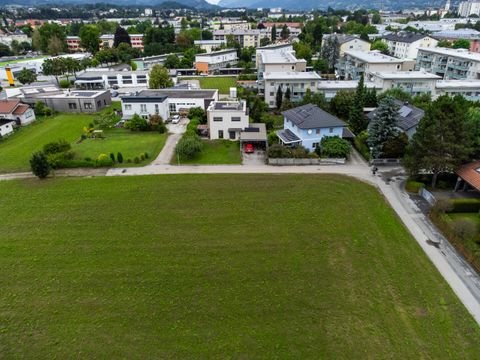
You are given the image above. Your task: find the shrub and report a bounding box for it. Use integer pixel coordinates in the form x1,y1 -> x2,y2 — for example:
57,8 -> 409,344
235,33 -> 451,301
110,153 -> 115,163
43,139 -> 71,155
432,199 -> 454,214
59,79 -> 70,88
175,135 -> 203,159
117,152 -> 123,163
291,146 -> 311,159
186,119 -> 200,136
188,107 -> 207,123
140,154 -> 145,161
267,144 -> 292,158
47,151 -> 75,169
134,156 -> 140,164
43,107 -> 53,117
84,157 -> 92,161
56,159 -> 95,168
449,199 -> 480,213
144,152 -> 149,159
97,154 -> 109,162
127,158 -> 132,163
452,218 -> 478,240
96,154 -> 113,167
34,101 -> 46,116
267,131 -> 278,146
125,114 -> 149,131
382,133 -> 408,159
354,130 -> 370,161
317,136 -> 351,158
30,151 -> 50,179
405,180 -> 424,193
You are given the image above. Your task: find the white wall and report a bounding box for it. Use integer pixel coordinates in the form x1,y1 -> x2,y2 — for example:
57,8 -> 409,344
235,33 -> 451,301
0,121 -> 15,136
122,101 -> 169,122
207,107 -> 248,140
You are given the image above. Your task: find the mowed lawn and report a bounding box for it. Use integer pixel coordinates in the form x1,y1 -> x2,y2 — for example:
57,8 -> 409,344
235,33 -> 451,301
72,128 -> 167,166
0,108 -> 166,172
0,113 -> 92,173
184,76 -> 237,94
177,140 -> 241,164
1,174 -> 479,358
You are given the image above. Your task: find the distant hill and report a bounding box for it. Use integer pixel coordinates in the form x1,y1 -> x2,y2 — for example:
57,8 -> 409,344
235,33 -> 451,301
0,0 -> 218,10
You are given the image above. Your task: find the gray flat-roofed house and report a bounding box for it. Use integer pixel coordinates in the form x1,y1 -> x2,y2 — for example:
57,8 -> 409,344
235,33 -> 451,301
38,90 -> 112,113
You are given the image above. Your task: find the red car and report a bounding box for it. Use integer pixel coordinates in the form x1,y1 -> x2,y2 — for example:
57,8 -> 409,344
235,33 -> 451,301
244,143 -> 254,153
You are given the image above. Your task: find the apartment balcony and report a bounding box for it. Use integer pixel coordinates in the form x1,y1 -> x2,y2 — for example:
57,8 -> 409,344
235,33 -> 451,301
446,71 -> 467,80
448,63 -> 469,71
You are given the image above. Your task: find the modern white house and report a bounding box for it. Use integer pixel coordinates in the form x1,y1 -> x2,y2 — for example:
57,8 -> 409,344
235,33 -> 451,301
194,40 -> 226,53
121,89 -> 219,121
335,50 -> 413,80
213,29 -> 271,48
75,70 -> 150,90
207,100 -> 249,140
382,32 -> 438,59
195,49 -> 238,74
0,99 -> 36,126
263,71 -> 322,107
316,80 -> 377,101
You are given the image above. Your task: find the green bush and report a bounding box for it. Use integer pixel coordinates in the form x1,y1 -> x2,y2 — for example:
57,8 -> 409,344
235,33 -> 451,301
186,119 -> 200,135
140,154 -> 145,161
144,152 -> 149,159
127,158 -> 132,163
59,79 -> 71,89
449,199 -> 480,213
125,114 -> 149,131
117,152 -> 123,163
187,107 -> 207,123
134,156 -> 140,164
175,134 -> 203,159
43,139 -> 71,154
30,151 -> 50,179
47,151 -> 75,169
317,136 -> 351,158
268,144 -> 292,158
405,180 -> 424,193
354,130 -> 370,161
55,159 -> 96,168
110,153 -> 115,163
267,131 -> 278,146
95,154 -> 113,167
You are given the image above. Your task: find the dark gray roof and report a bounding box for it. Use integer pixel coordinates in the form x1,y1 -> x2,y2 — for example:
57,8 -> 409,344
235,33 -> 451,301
282,104 -> 347,129
277,129 -> 301,143
367,100 -> 424,131
323,34 -> 366,45
383,32 -> 429,43
137,89 -> 217,99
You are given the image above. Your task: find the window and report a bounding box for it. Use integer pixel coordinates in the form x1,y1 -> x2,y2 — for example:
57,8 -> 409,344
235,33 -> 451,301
269,92 -> 274,96
142,115 -> 148,119
84,102 -> 93,109
140,104 -> 147,112
316,129 -> 320,134
312,142 -> 319,148
311,82 -> 315,86
97,100 -> 101,108
218,130 -> 224,138
231,116 -> 241,122
68,103 -> 77,110
329,127 -> 334,133
125,104 -> 132,110
103,99 -> 106,105
169,103 -> 176,112
229,131 -> 236,139
155,104 -> 159,113
213,117 -> 223,122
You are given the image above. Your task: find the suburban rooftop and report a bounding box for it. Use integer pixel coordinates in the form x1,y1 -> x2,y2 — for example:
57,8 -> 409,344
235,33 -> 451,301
263,71 -> 322,80
418,47 -> 480,61
345,50 -> 405,63
371,71 -> 442,80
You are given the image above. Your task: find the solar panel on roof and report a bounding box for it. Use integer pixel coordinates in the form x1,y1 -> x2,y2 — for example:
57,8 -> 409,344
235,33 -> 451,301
398,106 -> 412,118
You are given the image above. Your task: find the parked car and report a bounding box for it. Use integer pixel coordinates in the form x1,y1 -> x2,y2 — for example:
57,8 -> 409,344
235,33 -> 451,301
171,114 -> 181,124
111,91 -> 119,98
244,143 -> 254,153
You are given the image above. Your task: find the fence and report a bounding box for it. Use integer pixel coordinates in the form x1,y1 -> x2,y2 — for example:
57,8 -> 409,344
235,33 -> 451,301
268,158 -> 346,166
370,158 -> 402,166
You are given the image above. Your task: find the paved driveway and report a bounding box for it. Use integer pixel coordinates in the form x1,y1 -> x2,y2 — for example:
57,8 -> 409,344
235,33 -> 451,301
152,118 -> 189,165
242,151 -> 266,166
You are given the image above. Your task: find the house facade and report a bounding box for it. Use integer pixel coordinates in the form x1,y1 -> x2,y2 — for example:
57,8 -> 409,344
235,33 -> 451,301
213,29 -> 271,48
0,99 -> 36,126
263,71 -> 322,107
75,70 -> 150,90
277,104 -> 351,152
321,34 -> 371,57
367,71 -> 441,96
382,32 -> 438,59
207,100 -> 249,140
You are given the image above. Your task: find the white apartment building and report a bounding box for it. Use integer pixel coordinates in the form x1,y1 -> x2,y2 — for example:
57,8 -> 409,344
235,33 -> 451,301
321,34 -> 371,57
263,72 -> 322,108
75,70 -> 150,90
458,1 -> 480,17
367,71 -> 441,96
416,47 -> 480,79
207,100 -> 249,140
0,30 -> 30,47
213,29 -> 271,48
316,80 -> 377,101
335,50 -> 413,80
210,20 -> 251,31
255,43 -> 294,68
382,32 -> 438,59
435,80 -> 480,100
195,49 -> 238,74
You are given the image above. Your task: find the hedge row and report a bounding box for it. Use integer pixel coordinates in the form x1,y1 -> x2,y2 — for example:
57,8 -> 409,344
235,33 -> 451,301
448,198 -> 480,213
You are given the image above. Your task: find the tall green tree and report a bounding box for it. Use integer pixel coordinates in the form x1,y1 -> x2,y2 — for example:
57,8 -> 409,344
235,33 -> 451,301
37,23 -> 66,54
348,74 -> 368,134
404,95 -> 472,188
113,26 -> 131,48
320,36 -> 340,73
79,25 -> 101,54
367,96 -> 399,158
30,151 -> 50,179
148,64 -> 173,89
276,85 -> 283,110
280,24 -> 290,40
271,25 -> 277,42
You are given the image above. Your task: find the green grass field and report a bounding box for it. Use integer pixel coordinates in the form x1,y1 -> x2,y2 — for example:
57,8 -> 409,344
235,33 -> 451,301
184,76 -> 237,94
0,56 -> 47,67
0,106 -> 166,172
72,128 -> 167,166
177,140 -> 241,164
1,174 -> 479,358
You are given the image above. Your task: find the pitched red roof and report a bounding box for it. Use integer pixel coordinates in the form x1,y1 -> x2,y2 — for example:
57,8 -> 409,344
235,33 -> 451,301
456,161 -> 480,191
12,104 -> 29,115
0,99 -> 20,115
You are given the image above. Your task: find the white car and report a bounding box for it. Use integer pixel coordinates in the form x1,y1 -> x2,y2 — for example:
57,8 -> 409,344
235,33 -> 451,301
171,115 -> 181,124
